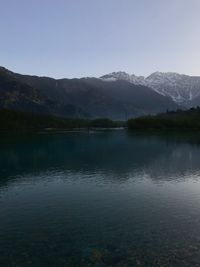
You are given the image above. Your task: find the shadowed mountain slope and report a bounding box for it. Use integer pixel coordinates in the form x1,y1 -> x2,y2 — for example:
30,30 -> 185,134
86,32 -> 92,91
0,67 -> 178,119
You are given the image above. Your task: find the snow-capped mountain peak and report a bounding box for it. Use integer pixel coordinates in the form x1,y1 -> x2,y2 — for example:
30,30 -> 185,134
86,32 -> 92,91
101,72 -> 145,85
100,71 -> 200,106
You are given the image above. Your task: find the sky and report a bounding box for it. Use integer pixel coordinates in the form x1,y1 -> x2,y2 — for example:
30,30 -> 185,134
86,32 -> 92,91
1,0 -> 200,78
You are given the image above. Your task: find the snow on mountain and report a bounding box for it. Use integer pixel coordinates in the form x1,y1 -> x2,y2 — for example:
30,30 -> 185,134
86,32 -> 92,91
101,72 -> 146,85
100,71 -> 200,106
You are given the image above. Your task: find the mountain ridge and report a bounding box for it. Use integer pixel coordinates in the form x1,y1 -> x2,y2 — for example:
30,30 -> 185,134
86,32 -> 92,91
0,66 -> 179,120
101,71 -> 200,105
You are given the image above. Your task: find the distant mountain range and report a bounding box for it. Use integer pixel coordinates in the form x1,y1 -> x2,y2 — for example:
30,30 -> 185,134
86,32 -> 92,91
0,67 -> 179,120
3,67 -> 200,120
101,71 -> 200,106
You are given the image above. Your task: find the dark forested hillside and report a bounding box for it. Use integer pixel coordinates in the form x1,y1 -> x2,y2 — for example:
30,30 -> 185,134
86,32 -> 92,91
0,109 -> 89,131
128,107 -> 200,130
0,109 -> 124,132
0,67 -> 89,118
0,67 -> 179,119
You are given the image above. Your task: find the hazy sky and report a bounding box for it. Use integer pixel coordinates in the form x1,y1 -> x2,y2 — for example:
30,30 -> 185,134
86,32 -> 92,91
1,0 -> 200,78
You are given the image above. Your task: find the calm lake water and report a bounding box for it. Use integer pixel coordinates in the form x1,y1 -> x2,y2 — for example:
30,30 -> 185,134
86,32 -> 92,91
1,131 -> 200,266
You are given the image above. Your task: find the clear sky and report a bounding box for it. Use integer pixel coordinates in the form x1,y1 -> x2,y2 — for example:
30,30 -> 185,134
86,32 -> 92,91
1,0 -> 200,78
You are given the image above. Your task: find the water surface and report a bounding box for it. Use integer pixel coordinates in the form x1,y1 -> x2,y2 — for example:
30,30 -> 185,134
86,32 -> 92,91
1,131 -> 200,266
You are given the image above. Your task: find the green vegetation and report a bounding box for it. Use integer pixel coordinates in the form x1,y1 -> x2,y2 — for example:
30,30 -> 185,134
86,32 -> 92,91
89,118 -> 124,128
128,107 -> 200,130
5,107 -> 200,133
0,109 -> 89,132
0,109 -> 124,132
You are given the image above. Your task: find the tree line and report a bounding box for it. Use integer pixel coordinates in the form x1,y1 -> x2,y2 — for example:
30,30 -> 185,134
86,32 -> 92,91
127,107 -> 200,130
0,109 -> 124,132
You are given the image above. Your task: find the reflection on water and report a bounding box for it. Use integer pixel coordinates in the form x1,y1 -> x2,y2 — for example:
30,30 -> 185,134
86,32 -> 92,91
1,131 -> 200,266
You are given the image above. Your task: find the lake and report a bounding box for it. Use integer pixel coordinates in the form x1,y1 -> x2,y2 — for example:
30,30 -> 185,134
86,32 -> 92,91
1,131 -> 200,266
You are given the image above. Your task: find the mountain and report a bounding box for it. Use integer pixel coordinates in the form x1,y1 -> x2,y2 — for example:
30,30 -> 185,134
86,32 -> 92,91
0,67 -> 178,120
83,78 -> 177,118
101,71 -> 146,85
101,71 -> 200,106
0,67 -> 88,118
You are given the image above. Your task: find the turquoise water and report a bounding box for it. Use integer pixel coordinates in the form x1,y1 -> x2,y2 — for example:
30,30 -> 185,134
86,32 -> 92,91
1,131 -> 200,266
